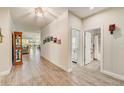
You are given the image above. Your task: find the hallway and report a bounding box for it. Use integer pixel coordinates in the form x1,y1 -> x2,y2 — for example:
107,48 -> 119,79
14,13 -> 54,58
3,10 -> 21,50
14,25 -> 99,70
85,60 -> 100,71
0,48 -> 124,85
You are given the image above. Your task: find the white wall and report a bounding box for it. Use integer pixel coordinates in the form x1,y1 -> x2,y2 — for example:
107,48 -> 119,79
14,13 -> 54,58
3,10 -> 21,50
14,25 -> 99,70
69,12 -> 83,67
23,32 -> 40,44
0,8 -> 12,75
41,11 -> 69,72
69,13 -> 83,30
22,32 -> 40,40
82,8 -> 124,77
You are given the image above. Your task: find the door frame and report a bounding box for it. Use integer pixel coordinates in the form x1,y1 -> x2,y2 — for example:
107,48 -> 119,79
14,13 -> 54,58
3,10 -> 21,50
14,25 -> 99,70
83,27 -> 103,72
69,28 -> 81,72
84,31 -> 92,65
71,28 -> 80,63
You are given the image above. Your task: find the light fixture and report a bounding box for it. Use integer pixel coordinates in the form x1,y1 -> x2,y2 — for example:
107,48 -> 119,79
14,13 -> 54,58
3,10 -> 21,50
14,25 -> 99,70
34,7 -> 44,16
89,7 -> 94,10
0,28 -> 4,43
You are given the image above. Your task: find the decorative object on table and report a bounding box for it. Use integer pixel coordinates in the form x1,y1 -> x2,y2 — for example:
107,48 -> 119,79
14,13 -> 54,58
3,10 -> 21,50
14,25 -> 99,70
54,37 -> 57,43
0,28 -> 4,43
58,39 -> 61,44
12,32 -> 23,65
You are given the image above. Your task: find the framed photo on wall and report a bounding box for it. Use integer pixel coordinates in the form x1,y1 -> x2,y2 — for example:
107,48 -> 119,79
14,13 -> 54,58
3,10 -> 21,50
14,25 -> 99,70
48,37 -> 50,42
50,36 -> 53,41
58,39 -> 61,44
54,37 -> 57,43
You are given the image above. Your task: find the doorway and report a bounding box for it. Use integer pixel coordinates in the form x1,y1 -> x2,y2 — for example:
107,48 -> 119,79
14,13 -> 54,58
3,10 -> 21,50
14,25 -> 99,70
22,32 -> 41,64
84,28 -> 102,71
71,28 -> 80,68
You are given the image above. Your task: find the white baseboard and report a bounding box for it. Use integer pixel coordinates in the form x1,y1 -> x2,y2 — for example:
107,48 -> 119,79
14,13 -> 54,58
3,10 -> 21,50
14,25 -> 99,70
41,56 -> 69,72
0,67 -> 12,76
101,70 -> 124,81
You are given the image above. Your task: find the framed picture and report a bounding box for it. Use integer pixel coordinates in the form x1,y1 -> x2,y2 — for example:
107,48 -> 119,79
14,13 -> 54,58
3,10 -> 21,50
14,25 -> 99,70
50,36 -> 53,41
58,39 -> 61,44
54,37 -> 57,43
43,40 -> 45,44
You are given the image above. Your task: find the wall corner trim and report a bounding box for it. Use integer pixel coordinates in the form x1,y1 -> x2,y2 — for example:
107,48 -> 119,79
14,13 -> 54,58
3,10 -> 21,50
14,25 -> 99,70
0,67 -> 12,76
101,70 -> 124,81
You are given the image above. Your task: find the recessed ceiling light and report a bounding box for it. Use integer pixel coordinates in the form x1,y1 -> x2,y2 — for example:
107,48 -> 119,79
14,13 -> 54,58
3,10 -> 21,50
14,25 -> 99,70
89,7 -> 94,10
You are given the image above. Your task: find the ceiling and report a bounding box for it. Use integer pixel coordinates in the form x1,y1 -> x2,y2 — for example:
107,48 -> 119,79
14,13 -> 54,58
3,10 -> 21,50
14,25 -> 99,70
68,7 -> 107,18
10,7 -> 108,32
22,32 -> 40,40
10,7 -> 67,32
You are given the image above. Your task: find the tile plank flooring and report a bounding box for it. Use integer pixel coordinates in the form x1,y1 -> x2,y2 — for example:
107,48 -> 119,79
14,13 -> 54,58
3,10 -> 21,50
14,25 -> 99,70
0,48 -> 124,86
84,60 -> 100,71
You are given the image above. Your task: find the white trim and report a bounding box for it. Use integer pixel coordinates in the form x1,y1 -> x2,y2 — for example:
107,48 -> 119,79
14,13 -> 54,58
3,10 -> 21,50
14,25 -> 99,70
82,31 -> 85,66
0,67 -> 11,76
41,56 -> 69,72
83,26 -> 104,72
101,70 -> 124,81
68,25 -> 72,72
69,28 -> 82,72
72,28 -> 81,66
100,26 -> 104,72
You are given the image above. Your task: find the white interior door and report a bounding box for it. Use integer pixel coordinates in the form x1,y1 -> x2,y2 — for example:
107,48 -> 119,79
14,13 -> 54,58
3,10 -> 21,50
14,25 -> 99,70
72,29 -> 80,63
85,32 -> 92,65
94,35 -> 101,60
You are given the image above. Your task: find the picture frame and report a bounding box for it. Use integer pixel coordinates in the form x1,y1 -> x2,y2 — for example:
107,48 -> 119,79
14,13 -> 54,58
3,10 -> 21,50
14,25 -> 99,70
46,36 -> 50,42
54,37 -> 57,43
58,39 -> 61,44
50,36 -> 53,41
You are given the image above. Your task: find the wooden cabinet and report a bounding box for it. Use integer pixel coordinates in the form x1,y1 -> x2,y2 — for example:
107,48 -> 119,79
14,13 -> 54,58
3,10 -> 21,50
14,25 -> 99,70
12,32 -> 23,65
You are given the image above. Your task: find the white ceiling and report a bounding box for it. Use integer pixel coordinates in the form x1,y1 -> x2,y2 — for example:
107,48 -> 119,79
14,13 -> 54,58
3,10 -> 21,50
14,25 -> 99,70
10,7 -> 108,32
22,32 -> 40,40
10,7 -> 67,32
68,7 -> 108,18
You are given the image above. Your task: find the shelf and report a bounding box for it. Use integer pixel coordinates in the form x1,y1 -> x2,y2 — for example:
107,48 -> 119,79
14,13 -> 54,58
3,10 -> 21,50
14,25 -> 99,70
12,32 -> 23,65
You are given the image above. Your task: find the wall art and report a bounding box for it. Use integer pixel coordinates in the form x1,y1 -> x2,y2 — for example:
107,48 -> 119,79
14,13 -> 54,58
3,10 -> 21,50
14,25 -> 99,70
50,36 -> 53,41
58,39 -> 61,44
47,37 -> 50,42
54,37 -> 57,43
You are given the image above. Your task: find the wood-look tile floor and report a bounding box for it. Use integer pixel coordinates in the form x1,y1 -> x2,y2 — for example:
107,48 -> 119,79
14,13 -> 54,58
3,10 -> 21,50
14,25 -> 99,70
84,60 -> 100,71
0,48 -> 124,86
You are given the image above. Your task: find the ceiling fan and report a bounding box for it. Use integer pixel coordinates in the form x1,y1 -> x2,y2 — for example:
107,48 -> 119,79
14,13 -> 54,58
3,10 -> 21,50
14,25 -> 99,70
34,7 -> 44,16
34,7 -> 58,18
